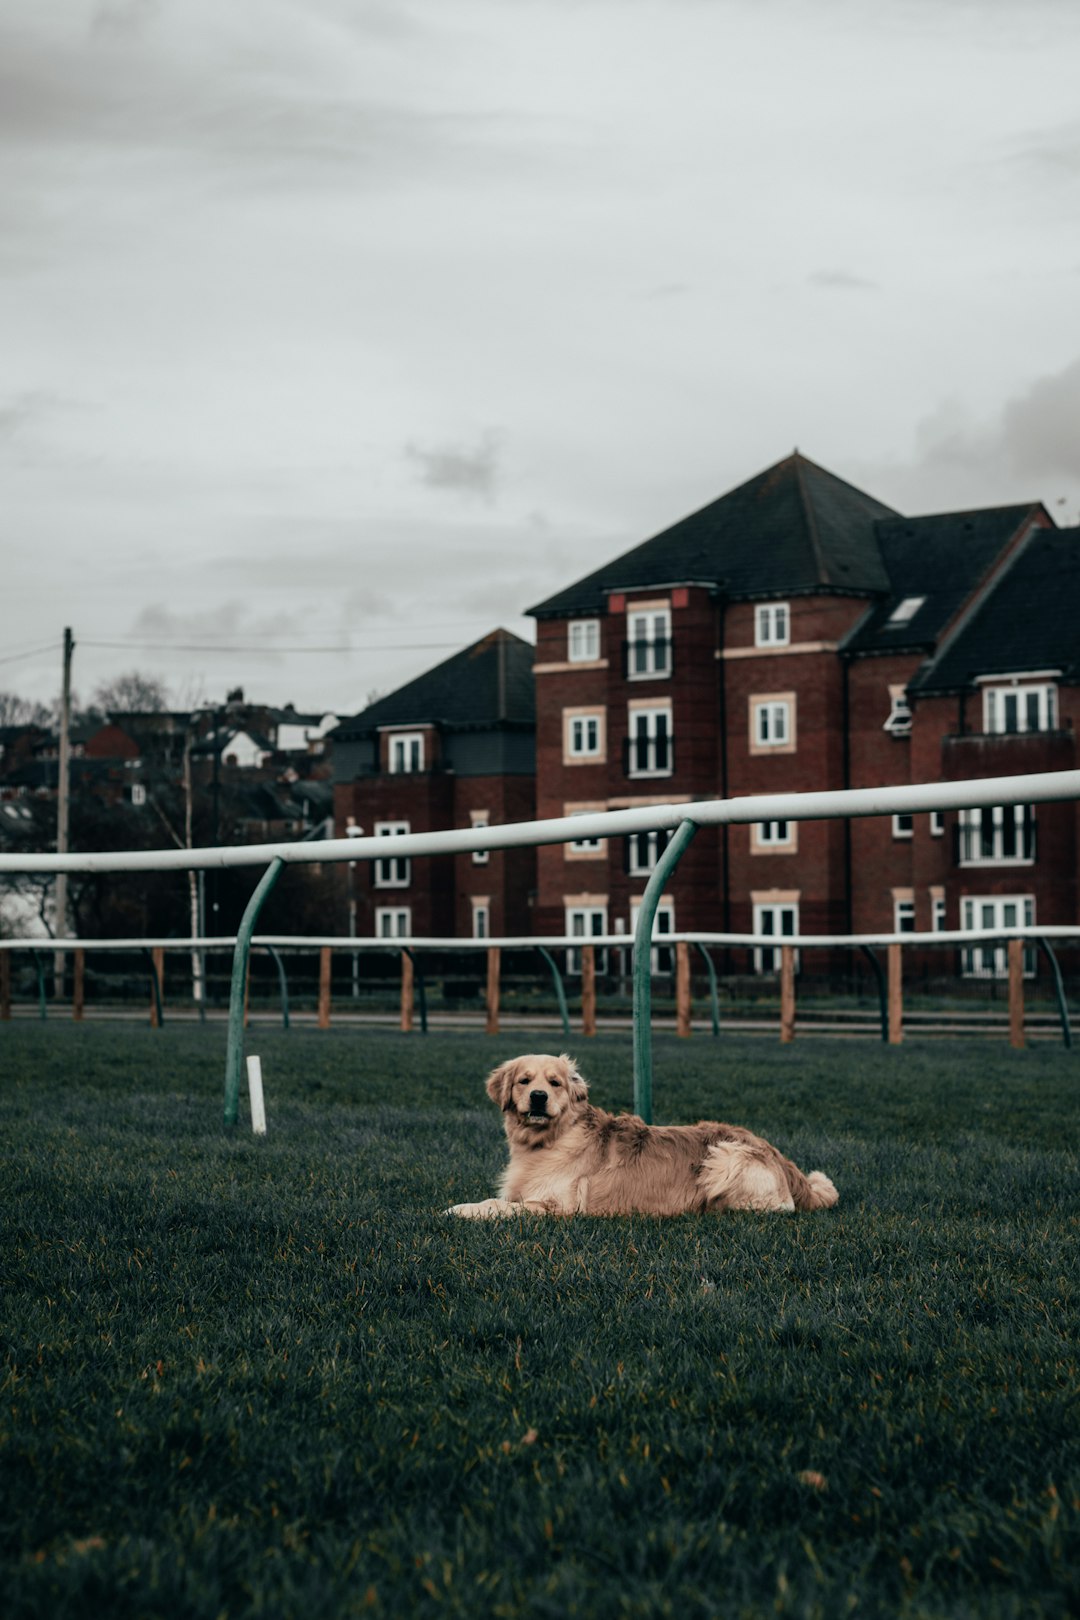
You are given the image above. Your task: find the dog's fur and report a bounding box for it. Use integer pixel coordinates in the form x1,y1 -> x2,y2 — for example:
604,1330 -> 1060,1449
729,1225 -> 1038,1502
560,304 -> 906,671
446,1053 -> 839,1218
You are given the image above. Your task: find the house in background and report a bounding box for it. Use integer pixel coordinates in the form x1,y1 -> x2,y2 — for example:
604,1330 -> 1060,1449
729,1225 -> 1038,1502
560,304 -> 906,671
332,630 -> 536,940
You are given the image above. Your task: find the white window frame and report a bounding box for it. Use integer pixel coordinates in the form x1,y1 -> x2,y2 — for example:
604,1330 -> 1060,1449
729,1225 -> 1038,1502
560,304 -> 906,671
130,783 -> 147,806
894,897 -> 915,934
630,897 -> 676,975
373,821 -> 411,888
627,703 -> 673,778
958,805 -> 1035,866
375,906 -> 411,940
627,827 -> 674,876
931,892 -> 946,932
983,683 -> 1057,735
470,811 -> 489,865
754,603 -> 790,648
388,732 -> 424,774
930,810 -> 945,838
565,903 -> 608,976
754,819 -> 794,849
750,694 -> 795,753
627,605 -> 671,679
961,896 -> 1035,979
884,686 -> 912,736
471,899 -> 490,939
885,596 -> 926,628
568,619 -> 601,663
753,901 -> 799,974
565,709 -> 604,761
892,813 -> 914,840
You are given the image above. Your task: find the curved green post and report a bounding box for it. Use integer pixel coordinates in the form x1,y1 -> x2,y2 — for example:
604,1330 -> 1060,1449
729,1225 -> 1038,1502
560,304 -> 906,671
224,857 -> 284,1126
694,943 -> 721,1037
536,945 -> 572,1039
262,943 -> 290,1031
858,945 -> 889,1043
633,819 -> 698,1123
1035,937 -> 1072,1049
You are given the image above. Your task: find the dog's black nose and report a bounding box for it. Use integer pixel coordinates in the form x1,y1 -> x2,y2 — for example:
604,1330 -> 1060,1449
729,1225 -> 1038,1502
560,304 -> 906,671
528,1090 -> 548,1113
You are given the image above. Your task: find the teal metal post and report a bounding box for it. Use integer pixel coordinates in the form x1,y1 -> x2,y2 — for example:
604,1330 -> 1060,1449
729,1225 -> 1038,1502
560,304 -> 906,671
1035,937 -> 1072,1049
536,946 -> 572,1039
633,819 -> 698,1123
224,857 -> 284,1126
262,943 -> 290,1030
694,943 -> 721,1036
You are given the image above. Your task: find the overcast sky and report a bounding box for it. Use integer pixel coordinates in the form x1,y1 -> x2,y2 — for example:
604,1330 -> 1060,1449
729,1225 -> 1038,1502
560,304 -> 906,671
4,0 -> 1079,719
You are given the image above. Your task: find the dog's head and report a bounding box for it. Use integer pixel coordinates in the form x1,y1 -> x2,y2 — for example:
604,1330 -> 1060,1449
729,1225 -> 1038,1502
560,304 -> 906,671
486,1053 -> 588,1133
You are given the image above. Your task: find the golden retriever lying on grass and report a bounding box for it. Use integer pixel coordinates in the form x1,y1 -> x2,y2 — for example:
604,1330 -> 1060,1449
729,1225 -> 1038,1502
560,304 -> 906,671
447,1053 -> 839,1218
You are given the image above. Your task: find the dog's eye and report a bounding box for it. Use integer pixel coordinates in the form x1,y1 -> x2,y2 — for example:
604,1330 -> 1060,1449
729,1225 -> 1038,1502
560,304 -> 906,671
547,1076 -> 561,1087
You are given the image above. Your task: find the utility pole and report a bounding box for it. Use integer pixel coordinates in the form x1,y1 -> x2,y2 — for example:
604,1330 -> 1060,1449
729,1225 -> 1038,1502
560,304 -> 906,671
54,627 -> 74,995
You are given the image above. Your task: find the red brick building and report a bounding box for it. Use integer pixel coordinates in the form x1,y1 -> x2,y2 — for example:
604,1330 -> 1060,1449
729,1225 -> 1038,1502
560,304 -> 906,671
332,630 -> 536,940
527,453 -> 1079,975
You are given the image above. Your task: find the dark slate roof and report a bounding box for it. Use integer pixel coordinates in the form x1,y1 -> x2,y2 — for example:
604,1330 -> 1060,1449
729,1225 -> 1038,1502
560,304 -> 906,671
335,630 -> 534,740
527,453 -> 897,617
911,525 -> 1080,693
842,505 -> 1041,655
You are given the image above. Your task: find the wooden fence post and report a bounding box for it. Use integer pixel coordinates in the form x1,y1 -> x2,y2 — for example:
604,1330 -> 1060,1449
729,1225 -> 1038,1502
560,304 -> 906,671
73,948 -> 85,1021
150,947 -> 165,1029
1,951 -> 10,1021
676,941 -> 692,1037
581,944 -> 597,1037
318,946 -> 332,1029
779,945 -> 796,1043
401,951 -> 415,1033
1008,938 -> 1026,1050
486,947 -> 501,1035
888,943 -> 903,1045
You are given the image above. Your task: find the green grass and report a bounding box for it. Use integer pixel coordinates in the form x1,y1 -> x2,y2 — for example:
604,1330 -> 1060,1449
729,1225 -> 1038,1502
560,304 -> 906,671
1,1023 -> 1078,1619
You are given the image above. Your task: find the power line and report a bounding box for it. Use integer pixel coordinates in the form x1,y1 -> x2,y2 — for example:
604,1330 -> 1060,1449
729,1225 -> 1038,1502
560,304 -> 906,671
80,638 -> 473,656
0,640 -> 61,668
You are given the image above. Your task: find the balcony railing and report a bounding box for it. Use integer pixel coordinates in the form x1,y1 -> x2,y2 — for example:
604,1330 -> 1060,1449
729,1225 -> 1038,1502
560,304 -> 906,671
623,734 -> 674,777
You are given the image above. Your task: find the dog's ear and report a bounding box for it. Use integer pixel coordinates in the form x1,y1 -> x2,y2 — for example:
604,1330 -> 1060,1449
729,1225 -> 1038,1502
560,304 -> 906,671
560,1054 -> 589,1102
486,1060 -> 518,1110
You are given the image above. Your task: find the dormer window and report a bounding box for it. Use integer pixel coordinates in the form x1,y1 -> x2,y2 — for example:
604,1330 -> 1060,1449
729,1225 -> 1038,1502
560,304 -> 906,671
568,619 -> 601,662
983,682 -> 1057,735
885,596 -> 926,628
388,732 -> 424,773
755,603 -> 790,647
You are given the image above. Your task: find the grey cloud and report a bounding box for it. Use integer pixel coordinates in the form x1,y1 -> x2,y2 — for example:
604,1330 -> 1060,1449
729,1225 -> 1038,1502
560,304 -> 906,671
807,268 -> 879,291
404,432 -> 501,501
1000,358 -> 1080,482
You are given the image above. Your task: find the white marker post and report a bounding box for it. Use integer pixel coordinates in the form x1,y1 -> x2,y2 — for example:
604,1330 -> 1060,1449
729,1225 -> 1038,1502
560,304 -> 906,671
246,1054 -> 267,1135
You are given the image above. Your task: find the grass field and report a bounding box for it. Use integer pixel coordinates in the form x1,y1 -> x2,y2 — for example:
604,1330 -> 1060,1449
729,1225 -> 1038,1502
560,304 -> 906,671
2,1023 -> 1078,1619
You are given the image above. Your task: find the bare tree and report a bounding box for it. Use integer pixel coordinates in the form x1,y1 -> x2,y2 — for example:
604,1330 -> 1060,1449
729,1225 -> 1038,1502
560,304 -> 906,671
91,672 -> 170,715
0,692 -> 52,728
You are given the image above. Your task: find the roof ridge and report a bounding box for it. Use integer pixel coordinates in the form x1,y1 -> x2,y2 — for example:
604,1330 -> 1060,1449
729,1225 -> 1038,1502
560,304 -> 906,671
792,452 -> 830,586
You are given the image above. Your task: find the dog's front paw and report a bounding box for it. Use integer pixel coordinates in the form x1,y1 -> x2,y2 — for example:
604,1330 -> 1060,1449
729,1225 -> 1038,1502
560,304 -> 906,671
445,1198 -> 512,1219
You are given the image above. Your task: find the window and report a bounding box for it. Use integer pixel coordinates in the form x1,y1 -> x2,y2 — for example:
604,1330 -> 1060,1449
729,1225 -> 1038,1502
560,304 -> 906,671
755,603 -> 790,647
893,813 -> 914,839
753,901 -> 799,974
630,898 -> 675,975
884,686 -> 912,736
374,821 -> 410,887
750,694 -> 795,752
376,906 -> 411,939
751,820 -> 797,855
388,732 -> 424,773
130,783 -> 147,806
894,897 -> 915,934
568,619 -> 601,662
569,819 -> 603,854
565,803 -> 607,859
961,896 -> 1035,978
471,900 -> 490,939
930,810 -> 945,838
565,708 -> 605,761
627,827 -> 674,875
470,812 -> 489,865
885,596 -> 926,628
931,891 -> 946,932
627,606 -> 671,678
627,705 -> 672,777
565,903 -> 608,975
958,805 -> 1035,865
983,683 -> 1057,735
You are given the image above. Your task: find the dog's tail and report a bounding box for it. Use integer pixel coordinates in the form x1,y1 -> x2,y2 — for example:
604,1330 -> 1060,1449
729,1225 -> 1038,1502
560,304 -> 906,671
788,1166 -> 839,1210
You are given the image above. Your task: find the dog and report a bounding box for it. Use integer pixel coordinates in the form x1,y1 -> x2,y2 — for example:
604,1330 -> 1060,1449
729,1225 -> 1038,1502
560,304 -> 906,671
446,1053 -> 839,1218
